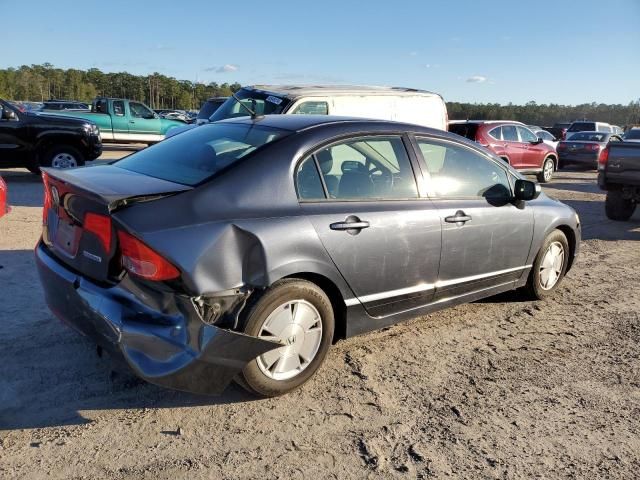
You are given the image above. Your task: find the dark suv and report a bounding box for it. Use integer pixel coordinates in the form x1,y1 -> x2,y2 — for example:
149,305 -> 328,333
449,121 -> 558,183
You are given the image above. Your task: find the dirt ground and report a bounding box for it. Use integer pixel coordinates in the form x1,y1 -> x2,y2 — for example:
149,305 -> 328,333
1,150 -> 639,479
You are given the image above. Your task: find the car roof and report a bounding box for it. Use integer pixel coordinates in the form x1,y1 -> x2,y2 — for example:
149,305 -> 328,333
245,84 -> 441,99
449,120 -> 526,126
217,114 -> 442,133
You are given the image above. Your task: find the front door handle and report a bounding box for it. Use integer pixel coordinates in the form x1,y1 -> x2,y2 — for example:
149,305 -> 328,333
330,215 -> 370,235
444,210 -> 472,225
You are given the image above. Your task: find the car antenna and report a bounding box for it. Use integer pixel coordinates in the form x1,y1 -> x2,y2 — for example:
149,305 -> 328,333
231,92 -> 262,120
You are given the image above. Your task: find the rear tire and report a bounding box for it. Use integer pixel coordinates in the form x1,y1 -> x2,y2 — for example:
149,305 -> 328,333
605,190 -> 636,221
537,157 -> 555,183
525,229 -> 569,300
41,145 -> 85,169
238,279 -> 334,397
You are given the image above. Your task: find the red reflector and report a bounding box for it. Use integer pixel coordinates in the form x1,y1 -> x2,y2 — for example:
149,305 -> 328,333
588,144 -> 600,152
84,212 -> 112,252
117,231 -> 179,281
598,146 -> 609,167
557,143 -> 566,150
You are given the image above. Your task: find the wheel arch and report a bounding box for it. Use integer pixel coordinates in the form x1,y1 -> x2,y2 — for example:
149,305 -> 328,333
555,224 -> 577,272
279,272 -> 348,343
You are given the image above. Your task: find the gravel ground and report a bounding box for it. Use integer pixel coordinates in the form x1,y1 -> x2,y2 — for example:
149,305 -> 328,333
1,155 -> 639,479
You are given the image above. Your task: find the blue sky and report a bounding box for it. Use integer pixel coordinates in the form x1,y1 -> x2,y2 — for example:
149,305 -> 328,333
2,0 -> 639,105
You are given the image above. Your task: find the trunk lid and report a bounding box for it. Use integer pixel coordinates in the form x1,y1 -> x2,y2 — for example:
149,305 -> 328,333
42,165 -> 192,283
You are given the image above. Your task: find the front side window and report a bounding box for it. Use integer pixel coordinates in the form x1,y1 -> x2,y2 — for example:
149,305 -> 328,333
297,136 -> 418,200
291,101 -> 329,115
116,123 -> 289,186
517,126 -> 538,143
502,125 -> 518,142
130,102 -> 154,119
416,138 -> 511,199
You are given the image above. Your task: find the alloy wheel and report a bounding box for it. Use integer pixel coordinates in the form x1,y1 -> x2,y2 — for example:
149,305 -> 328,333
543,159 -> 554,182
256,300 -> 323,381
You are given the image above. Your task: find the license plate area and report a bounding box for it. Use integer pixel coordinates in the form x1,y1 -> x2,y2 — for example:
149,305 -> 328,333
53,216 -> 81,257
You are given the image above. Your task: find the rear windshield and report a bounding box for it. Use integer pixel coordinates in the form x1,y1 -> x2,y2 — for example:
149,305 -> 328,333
448,123 -> 479,140
197,99 -> 226,120
624,129 -> 640,140
568,122 -> 595,132
570,132 -> 607,142
115,123 -> 290,186
209,89 -> 291,122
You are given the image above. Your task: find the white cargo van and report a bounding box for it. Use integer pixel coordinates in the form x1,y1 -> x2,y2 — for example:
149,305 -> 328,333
206,85 -> 448,130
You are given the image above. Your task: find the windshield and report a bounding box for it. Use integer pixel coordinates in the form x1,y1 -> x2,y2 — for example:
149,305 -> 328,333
209,89 -> 291,122
624,129 -> 640,140
115,123 -> 290,186
570,132 -> 607,142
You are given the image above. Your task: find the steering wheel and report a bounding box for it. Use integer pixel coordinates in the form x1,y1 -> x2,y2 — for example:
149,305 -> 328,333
368,162 -> 394,192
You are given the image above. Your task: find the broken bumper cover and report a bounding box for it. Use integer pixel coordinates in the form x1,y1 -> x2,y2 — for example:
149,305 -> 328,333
35,243 -> 279,395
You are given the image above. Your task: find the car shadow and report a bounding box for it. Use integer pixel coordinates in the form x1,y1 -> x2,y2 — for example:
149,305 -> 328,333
0,249 -> 259,431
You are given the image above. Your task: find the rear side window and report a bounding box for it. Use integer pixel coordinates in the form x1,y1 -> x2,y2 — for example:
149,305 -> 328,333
296,136 -> 418,200
116,123 -> 290,186
488,127 -> 502,140
113,100 -> 125,116
291,101 -> 329,115
568,122 -> 595,132
296,157 -> 325,200
517,126 -> 537,143
449,123 -> 479,141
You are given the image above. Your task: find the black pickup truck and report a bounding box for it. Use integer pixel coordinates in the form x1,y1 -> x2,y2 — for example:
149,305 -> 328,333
598,142 -> 640,220
0,98 -> 102,172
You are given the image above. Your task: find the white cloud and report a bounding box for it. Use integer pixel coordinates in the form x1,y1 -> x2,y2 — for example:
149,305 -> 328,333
205,64 -> 239,73
466,75 -> 488,83
409,51 -> 418,56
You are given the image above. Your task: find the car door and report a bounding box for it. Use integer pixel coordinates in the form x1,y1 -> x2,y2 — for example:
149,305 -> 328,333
128,101 -> 161,139
0,103 -> 27,164
296,134 -> 442,317
517,125 -> 545,169
413,136 -> 534,301
110,100 -> 129,140
500,124 -> 524,167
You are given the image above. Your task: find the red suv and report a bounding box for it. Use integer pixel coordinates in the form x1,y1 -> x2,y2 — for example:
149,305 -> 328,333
449,121 -> 558,183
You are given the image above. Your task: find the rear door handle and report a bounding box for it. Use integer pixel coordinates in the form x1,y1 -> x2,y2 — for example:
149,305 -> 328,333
330,215 -> 370,235
444,210 -> 472,225
330,221 -> 370,230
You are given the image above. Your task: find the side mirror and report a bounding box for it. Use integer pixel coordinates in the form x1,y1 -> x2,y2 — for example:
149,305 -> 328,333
530,137 -> 544,145
514,179 -> 541,201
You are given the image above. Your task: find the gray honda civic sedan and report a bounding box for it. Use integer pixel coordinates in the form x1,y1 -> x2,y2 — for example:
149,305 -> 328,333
36,115 -> 580,397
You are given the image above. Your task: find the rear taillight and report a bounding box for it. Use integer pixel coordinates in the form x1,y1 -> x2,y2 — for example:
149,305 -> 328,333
42,172 -> 51,225
587,144 -> 600,152
598,146 -> 610,168
117,231 -> 179,281
84,212 -> 112,252
557,143 -> 566,150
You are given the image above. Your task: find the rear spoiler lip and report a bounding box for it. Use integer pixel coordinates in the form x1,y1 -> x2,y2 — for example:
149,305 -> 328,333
42,167 -> 193,212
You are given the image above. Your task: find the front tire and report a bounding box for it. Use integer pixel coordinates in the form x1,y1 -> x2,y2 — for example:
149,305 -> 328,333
525,229 -> 569,300
537,157 -> 555,183
605,190 -> 636,221
238,279 -> 334,397
41,145 -> 85,169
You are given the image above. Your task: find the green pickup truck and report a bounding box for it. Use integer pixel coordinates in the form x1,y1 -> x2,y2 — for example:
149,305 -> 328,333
50,97 -> 183,144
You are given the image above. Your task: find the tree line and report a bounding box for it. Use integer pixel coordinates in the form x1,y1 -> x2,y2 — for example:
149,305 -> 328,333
0,64 -> 241,110
1,64 -> 639,125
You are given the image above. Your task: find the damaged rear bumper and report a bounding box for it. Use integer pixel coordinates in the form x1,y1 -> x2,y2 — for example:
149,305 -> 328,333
35,243 -> 280,395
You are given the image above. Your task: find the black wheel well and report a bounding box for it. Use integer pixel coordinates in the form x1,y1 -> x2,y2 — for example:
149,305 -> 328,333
283,272 -> 347,343
556,225 -> 576,272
